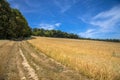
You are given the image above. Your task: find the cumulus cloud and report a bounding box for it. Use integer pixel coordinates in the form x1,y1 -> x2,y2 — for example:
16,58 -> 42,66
36,23 -> 61,30
54,23 -> 61,27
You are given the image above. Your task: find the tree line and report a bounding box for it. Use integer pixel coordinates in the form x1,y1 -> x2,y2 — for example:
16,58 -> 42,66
0,0 -> 32,39
0,0 -> 119,42
32,28 -> 80,39
32,28 -> 120,42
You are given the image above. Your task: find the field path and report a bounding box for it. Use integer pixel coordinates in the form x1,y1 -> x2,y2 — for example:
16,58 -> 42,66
0,40 -> 89,80
19,48 -> 39,80
0,41 -> 20,80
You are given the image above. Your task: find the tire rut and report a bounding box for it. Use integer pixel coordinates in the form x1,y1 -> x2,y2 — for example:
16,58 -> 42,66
0,41 -> 89,80
19,46 -> 38,80
20,41 -> 89,80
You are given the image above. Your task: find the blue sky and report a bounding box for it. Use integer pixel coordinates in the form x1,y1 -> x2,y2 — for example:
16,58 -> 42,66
7,0 -> 120,39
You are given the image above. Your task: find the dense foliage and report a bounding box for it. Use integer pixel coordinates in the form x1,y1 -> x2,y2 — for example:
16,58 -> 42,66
32,28 -> 80,39
32,28 -> 120,42
0,0 -> 31,39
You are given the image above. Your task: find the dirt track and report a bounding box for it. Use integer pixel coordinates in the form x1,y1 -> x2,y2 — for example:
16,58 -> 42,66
0,40 -> 89,80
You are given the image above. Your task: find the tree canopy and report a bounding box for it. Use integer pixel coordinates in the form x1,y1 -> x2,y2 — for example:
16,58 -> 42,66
0,0 -> 31,39
32,28 -> 80,39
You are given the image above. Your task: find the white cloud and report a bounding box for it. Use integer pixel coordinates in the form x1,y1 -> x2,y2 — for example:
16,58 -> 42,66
36,23 -> 61,30
79,5 -> 120,39
90,5 -> 120,29
7,0 -> 39,13
55,23 -> 61,27
79,29 -> 98,38
24,0 -> 41,8
53,0 -> 79,13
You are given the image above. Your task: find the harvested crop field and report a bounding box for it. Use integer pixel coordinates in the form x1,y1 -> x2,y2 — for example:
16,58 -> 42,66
28,37 -> 120,80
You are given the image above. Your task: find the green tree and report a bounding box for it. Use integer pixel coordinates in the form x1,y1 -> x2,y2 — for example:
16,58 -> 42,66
32,28 -> 80,39
12,9 -> 31,38
0,0 -> 12,39
0,0 -> 31,39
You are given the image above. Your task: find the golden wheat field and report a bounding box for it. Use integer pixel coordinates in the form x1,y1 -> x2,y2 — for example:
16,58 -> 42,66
28,37 -> 120,80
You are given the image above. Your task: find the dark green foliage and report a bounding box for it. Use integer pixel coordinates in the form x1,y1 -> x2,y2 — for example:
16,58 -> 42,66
32,28 -> 80,39
0,0 -> 31,39
80,38 -> 120,42
32,28 -> 120,42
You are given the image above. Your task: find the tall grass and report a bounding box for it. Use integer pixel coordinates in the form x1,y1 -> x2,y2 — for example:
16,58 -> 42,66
28,37 -> 120,80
